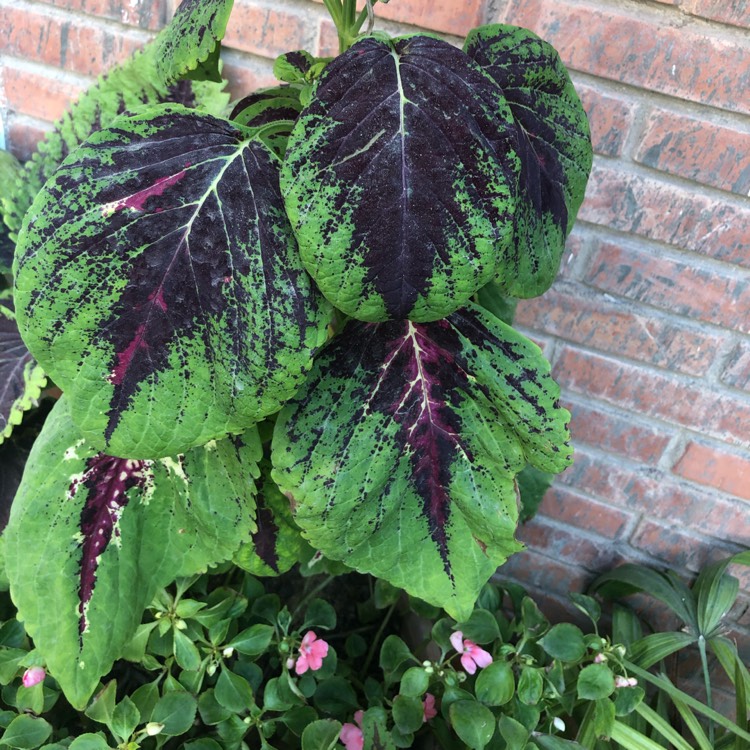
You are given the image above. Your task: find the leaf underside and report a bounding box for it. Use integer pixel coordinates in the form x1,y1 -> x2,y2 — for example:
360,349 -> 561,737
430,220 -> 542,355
4,396 -> 261,709
0,440 -> 27,533
14,105 -> 330,458
281,34 -> 521,322
1,45 -> 230,244
272,303 -> 571,619
0,305 -> 46,445
155,0 -> 235,85
463,24 -> 593,298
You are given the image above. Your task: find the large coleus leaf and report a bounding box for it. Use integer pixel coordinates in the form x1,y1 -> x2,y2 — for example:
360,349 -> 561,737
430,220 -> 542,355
280,34 -> 521,323
272,302 -> 572,619
1,44 -> 230,242
155,0 -> 234,84
14,104 -> 330,459
463,24 -> 592,298
4,396 -> 261,709
0,305 -> 46,445
234,458 -> 311,576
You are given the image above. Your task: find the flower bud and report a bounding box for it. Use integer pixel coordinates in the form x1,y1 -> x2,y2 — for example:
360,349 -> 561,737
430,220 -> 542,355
593,653 -> 607,663
22,666 -> 46,688
553,717 -> 566,732
145,722 -> 164,736
222,646 -> 235,659
206,662 -> 217,677
174,618 -> 187,631
286,657 -> 296,670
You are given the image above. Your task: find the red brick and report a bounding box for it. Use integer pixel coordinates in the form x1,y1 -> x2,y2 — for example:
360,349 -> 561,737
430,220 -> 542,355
721,342 -> 750,393
498,547 -> 591,592
223,0 -> 315,60
312,0 -> 485,37
553,346 -> 750,446
674,441 -> 750,501
558,447 -> 750,545
537,485 -> 634,539
515,284 -> 719,376
579,165 -> 750,266
315,18 -> 339,58
629,518 -> 721,572
584,241 -> 750,335
4,65 -> 86,124
6,118 -> 51,161
635,108 -> 750,196
0,5 -> 146,77
222,57 -> 276,103
681,0 -> 750,29
577,85 -> 635,158
502,0 -> 750,115
566,400 -> 672,464
36,0 -> 168,30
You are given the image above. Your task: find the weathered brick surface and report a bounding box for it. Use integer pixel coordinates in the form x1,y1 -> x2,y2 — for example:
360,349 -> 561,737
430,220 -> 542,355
674,442 -> 750,501
500,0 -> 750,115
2,0 -> 750,653
635,108 -> 750,196
584,241 -> 750,334
579,165 -> 750,266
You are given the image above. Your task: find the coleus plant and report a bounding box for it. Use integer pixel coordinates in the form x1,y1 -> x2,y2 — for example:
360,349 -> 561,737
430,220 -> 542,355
0,0 -> 592,709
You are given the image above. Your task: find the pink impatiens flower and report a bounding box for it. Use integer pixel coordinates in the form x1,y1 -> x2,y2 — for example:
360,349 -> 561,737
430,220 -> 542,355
340,710 -> 364,750
450,631 -> 493,675
294,630 -> 329,675
423,692 -> 437,722
22,666 -> 46,688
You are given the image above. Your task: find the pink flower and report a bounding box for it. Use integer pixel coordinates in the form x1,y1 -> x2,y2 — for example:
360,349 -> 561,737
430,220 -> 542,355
423,692 -> 437,722
450,631 -> 492,675
22,667 -> 46,688
340,710 -> 364,750
295,630 -> 329,675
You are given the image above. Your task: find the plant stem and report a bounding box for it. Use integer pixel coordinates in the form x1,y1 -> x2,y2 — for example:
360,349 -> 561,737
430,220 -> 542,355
361,600 -> 397,679
290,575 -> 335,623
698,634 -> 715,745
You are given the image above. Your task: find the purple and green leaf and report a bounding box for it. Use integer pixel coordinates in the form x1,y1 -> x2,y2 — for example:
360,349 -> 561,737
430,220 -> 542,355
272,303 -> 572,619
3,396 -> 261,709
281,34 -> 520,322
155,0 -> 234,85
1,45 -> 230,243
14,104 -> 330,458
464,24 -> 592,298
234,458 -> 311,577
0,305 -> 46,445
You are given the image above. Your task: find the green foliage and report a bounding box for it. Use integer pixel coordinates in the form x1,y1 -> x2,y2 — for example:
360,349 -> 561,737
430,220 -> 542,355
2,0 -> 592,713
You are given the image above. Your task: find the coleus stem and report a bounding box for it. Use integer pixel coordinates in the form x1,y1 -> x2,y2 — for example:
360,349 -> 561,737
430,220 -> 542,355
325,0 -> 383,53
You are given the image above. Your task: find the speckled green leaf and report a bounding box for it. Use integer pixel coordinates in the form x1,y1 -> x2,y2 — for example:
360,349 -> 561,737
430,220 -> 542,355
230,86 -> 303,158
4,396 -> 260,710
273,51 -> 315,84
464,24 -> 592,298
155,0 -> 234,84
272,302 -> 571,619
281,34 -> 520,322
1,45 -> 230,243
233,458 -> 311,576
0,151 -> 22,273
0,305 -> 46,445
14,104 -> 330,459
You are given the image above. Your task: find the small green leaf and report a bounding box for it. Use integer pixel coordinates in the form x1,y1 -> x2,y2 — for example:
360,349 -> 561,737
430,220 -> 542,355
577,664 -> 615,700
593,698 -> 615,738
300,719 -> 342,750
457,609 -> 500,644
198,689 -> 232,726
518,667 -> 544,705
111,697 -> 140,744
539,623 -> 586,662
273,51 -> 314,83
227,624 -> 274,657
183,741 -> 223,750
129,681 -> 159,724
302,599 -> 336,631
399,667 -> 429,698
150,691 -> 197,736
0,715 -> 52,749
379,636 -> 415,685
313,678 -> 358,717
173,629 -> 202,672
449,701 -> 496,749
215,669 -> 253,714
498,715 -> 529,749
67,735 -> 111,750
392,694 -> 424,734
614,686 -> 644,716
475,661 -> 515,706
569,593 -> 601,624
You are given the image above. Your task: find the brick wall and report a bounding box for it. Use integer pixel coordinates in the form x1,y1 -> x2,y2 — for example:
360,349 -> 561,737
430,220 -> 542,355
2,0 -> 749,663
